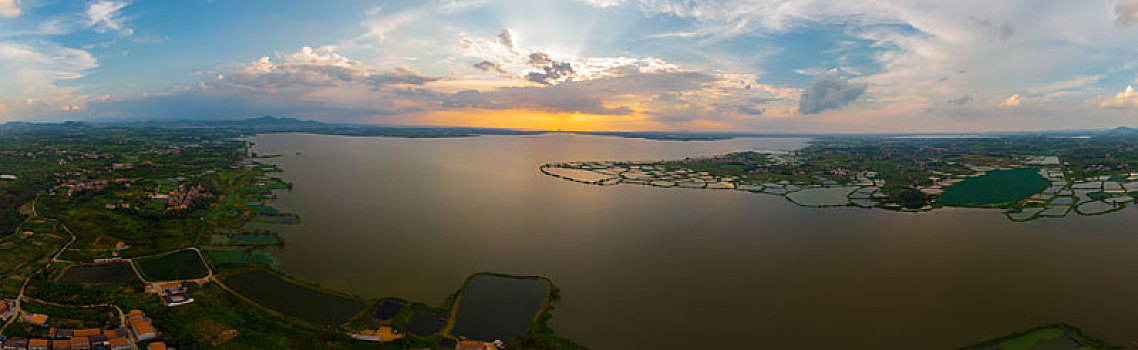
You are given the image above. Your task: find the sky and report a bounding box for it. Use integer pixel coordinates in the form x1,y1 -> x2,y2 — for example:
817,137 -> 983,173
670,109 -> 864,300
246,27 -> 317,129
0,0 -> 1137,132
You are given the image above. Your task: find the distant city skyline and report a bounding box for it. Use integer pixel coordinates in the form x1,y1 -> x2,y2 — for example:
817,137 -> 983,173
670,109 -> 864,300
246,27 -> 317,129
2,0 -> 1138,132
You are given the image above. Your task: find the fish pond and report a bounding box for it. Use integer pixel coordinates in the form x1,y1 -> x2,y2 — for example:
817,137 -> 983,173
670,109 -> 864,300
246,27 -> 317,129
57,262 -> 138,285
222,269 -> 364,326
449,275 -> 550,341
134,249 -> 210,281
405,309 -> 447,336
940,168 -> 1050,207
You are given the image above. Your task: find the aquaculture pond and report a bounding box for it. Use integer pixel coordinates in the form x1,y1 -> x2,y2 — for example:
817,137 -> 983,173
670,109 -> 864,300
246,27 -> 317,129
940,168 -> 1050,207
785,187 -> 856,207
203,249 -> 278,267
57,262 -> 138,285
405,309 -> 447,336
450,275 -> 550,341
223,269 -> 364,326
134,249 -> 210,281
366,299 -> 405,322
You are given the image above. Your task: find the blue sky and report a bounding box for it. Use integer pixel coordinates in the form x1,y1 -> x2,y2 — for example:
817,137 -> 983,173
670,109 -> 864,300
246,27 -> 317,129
1,0 -> 1137,132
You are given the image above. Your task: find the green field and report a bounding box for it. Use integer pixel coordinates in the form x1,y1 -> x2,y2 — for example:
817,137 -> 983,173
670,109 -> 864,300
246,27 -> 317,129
223,270 -> 364,326
940,168 -> 1050,207
135,249 -> 210,281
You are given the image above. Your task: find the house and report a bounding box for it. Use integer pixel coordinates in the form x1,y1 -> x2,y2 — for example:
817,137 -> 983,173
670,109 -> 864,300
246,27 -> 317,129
108,337 -> 132,350
22,313 -> 48,325
74,329 -> 103,337
28,339 -> 48,350
147,342 -> 168,350
457,340 -> 498,350
2,338 -> 28,350
51,339 -> 71,350
126,310 -> 159,341
147,282 -> 194,307
71,336 -> 91,350
129,318 -> 159,341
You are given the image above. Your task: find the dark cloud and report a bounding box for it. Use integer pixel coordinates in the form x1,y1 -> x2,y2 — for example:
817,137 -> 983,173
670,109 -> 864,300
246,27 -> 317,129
472,60 -> 506,74
738,105 -> 766,115
998,23 -> 1014,41
525,52 -> 575,85
528,52 -> 553,66
969,16 -> 1014,41
222,64 -> 437,91
797,71 -> 866,114
946,95 -> 973,105
1119,0 -> 1138,27
497,29 -> 516,53
441,71 -> 714,115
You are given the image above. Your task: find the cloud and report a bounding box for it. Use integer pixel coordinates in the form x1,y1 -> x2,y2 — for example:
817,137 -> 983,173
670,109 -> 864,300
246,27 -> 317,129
0,42 -> 98,114
797,70 -> 866,114
1118,0 -> 1138,27
442,71 -> 715,115
1100,85 -> 1138,109
947,95 -> 973,105
472,60 -> 506,74
497,29 -> 516,54
87,1 -> 133,35
582,0 -> 625,7
998,94 -> 1021,109
0,0 -> 19,17
969,16 -> 1014,41
1025,75 -> 1104,95
525,52 -> 576,85
86,46 -> 443,120
220,46 -> 438,90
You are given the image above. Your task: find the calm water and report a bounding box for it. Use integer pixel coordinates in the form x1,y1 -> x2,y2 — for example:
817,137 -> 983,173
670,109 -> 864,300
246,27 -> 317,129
250,133 -> 1138,349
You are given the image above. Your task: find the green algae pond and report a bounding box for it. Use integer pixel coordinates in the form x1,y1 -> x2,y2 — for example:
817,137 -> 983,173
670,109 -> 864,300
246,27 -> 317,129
134,249 -> 210,281
448,274 -> 551,341
959,323 -> 1114,350
222,269 -> 364,326
203,249 -> 278,268
940,168 -> 1050,207
57,262 -> 139,285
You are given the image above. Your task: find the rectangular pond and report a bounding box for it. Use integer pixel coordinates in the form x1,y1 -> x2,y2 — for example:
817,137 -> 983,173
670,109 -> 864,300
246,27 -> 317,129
223,269 -> 364,326
449,275 -> 550,341
58,262 -> 139,285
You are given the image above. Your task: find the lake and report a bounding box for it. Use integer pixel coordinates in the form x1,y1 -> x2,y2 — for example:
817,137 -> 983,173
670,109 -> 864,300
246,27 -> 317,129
250,133 -> 1138,349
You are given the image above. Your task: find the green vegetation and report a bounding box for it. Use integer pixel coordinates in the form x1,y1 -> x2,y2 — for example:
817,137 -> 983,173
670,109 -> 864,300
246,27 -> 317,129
940,168 -> 1050,207
135,249 -> 210,281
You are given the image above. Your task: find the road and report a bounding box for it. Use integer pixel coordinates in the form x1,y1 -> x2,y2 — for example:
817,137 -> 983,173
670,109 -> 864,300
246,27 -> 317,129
0,196 -> 77,334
